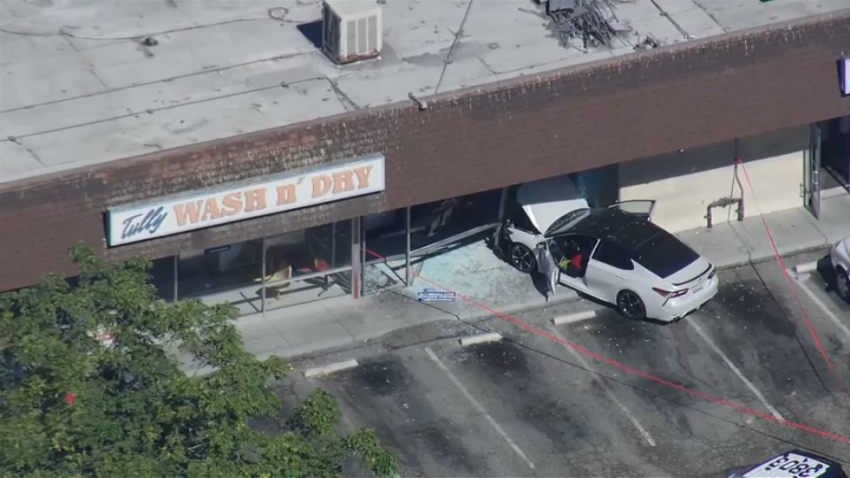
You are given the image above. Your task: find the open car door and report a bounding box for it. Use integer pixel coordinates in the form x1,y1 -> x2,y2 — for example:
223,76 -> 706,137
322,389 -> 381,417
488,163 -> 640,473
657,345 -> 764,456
535,241 -> 559,299
608,200 -> 657,221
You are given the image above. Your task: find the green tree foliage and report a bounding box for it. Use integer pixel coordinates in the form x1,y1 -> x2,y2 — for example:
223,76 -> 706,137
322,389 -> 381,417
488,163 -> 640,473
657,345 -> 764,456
0,245 -> 397,478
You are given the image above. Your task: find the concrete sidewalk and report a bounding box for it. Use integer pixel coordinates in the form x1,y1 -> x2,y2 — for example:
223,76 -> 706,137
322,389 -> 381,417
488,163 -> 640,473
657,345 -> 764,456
184,195 -> 850,372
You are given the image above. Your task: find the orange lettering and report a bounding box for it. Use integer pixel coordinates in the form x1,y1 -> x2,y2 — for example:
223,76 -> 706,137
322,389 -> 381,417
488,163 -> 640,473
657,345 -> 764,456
276,184 -> 297,205
220,192 -> 243,217
353,165 -> 373,189
331,170 -> 355,194
312,175 -> 332,198
243,187 -> 267,213
173,201 -> 204,226
202,199 -> 222,221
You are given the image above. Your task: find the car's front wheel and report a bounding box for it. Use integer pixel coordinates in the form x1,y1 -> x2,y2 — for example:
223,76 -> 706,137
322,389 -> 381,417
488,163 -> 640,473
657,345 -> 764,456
836,267 -> 850,303
509,243 -> 536,274
617,290 -> 646,321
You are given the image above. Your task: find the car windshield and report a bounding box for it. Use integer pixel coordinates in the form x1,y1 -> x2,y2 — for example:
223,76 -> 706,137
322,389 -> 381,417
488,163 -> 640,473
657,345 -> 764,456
632,229 -> 699,278
545,208 -> 591,237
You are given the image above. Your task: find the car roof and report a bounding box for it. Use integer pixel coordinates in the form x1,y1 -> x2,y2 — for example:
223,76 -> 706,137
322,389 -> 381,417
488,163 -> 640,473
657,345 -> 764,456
563,208 -> 664,253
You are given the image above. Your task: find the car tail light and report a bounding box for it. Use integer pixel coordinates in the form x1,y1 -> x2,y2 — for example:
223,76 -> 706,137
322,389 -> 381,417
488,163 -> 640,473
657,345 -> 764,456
653,288 -> 688,298
708,268 -> 717,279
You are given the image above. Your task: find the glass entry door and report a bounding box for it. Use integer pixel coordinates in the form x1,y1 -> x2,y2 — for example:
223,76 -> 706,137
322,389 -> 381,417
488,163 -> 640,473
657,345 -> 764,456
821,116 -> 850,191
803,123 -> 822,219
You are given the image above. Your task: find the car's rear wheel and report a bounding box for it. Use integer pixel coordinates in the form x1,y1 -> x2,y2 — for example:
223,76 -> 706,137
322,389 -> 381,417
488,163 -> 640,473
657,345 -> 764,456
509,243 -> 536,274
617,290 -> 646,321
836,267 -> 850,302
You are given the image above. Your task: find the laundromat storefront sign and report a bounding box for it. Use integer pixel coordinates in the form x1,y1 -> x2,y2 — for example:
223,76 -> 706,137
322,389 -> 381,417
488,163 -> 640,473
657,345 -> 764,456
107,155 -> 386,247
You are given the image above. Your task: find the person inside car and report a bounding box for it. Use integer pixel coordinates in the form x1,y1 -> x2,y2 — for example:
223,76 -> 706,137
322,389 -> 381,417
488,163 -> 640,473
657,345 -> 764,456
559,239 -> 585,277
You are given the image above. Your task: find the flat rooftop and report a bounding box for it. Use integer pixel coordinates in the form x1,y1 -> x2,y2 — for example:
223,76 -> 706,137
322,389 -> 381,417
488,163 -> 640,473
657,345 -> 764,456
0,0 -> 845,185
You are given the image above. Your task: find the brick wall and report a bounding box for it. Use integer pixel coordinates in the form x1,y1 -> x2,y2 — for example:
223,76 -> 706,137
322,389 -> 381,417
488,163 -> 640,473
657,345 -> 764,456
2,11 -> 850,290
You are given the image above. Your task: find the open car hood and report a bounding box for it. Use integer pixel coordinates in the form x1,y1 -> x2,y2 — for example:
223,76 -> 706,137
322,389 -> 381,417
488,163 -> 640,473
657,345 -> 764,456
516,175 -> 588,234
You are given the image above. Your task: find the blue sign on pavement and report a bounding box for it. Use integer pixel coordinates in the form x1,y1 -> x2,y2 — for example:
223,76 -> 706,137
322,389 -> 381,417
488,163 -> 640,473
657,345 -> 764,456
417,288 -> 458,302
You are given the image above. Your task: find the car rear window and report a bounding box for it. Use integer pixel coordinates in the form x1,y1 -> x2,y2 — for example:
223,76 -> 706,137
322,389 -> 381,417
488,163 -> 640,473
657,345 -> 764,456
632,229 -> 699,278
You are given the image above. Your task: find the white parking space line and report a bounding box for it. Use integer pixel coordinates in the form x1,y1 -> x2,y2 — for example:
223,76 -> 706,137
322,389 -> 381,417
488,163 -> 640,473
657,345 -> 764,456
424,347 -> 536,470
547,327 -> 657,447
791,271 -> 850,341
687,319 -> 785,421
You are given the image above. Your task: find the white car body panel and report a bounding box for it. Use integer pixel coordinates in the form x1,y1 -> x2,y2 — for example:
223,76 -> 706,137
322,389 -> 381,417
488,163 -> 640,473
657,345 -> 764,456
507,176 -> 658,252
631,258 -> 718,322
508,175 -> 589,251
832,236 -> 850,301
505,174 -> 713,322
536,242 -> 559,298
516,175 -> 588,235
581,240 -> 621,302
507,227 -> 543,252
555,244 -> 716,322
832,236 -> 850,272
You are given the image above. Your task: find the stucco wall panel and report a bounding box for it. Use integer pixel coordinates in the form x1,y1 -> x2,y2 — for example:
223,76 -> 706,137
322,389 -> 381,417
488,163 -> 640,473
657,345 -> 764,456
620,126 -> 808,232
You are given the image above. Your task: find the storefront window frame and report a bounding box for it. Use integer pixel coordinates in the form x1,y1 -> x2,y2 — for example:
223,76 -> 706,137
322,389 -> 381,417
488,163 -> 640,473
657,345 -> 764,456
171,255 -> 178,303
174,239 -> 265,316
152,187 -> 513,310
152,219 -> 358,316
259,220 -> 355,313
260,264 -> 355,299
360,187 -> 510,293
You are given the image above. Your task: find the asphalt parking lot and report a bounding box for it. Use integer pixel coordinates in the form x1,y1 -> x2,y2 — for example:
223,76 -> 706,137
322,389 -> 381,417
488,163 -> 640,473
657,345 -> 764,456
285,250 -> 850,478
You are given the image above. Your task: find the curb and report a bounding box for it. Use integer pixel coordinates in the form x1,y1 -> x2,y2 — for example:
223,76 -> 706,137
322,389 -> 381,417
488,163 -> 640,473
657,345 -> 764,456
274,293 -> 583,364
241,243 -> 833,365
715,244 -> 831,272
458,291 -> 582,322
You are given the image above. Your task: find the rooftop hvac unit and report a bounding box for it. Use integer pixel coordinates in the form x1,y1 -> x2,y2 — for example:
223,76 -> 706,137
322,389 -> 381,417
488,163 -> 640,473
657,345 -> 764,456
322,0 -> 383,64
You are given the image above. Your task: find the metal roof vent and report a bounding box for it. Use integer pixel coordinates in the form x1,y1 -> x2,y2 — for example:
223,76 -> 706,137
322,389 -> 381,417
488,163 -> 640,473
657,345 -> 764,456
322,0 -> 383,64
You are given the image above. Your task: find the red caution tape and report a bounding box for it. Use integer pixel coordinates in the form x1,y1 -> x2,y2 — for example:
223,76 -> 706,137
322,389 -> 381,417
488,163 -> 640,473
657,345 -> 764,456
734,156 -> 835,372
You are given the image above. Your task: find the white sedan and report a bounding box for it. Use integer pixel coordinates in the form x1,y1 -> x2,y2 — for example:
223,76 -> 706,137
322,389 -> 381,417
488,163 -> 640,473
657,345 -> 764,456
831,236 -> 850,302
496,176 -> 719,322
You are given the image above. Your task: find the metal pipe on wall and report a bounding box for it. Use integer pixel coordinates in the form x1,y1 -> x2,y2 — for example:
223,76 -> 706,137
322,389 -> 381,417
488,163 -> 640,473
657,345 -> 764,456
172,255 -> 178,303
405,207 -> 412,286
331,222 -> 337,268
351,217 -> 362,299
261,237 -> 267,316
497,187 -> 509,223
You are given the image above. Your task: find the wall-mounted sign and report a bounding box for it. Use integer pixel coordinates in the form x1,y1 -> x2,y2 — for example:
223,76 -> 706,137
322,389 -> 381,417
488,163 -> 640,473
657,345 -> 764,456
107,155 -> 385,246
417,288 -> 457,302
841,57 -> 850,97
